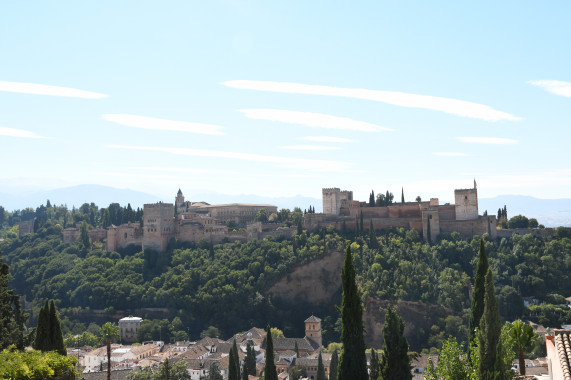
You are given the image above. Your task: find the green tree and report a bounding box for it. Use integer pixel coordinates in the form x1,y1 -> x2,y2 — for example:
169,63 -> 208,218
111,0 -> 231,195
200,326 -> 220,338
369,191 -> 375,207
264,324 -> 278,380
79,221 -> 91,250
401,187 -> 405,203
317,351 -> 326,380
294,341 -> 299,358
478,268 -> 505,380
508,215 -> 529,229
329,349 -> 338,380
1,257 -> 26,350
338,245 -> 367,380
508,320 -> 538,376
424,336 -> 469,380
100,322 -> 120,380
469,239 -> 489,344
255,208 -> 268,223
228,344 -> 239,380
379,306 -> 411,380
33,300 -> 52,352
208,362 -> 223,380
246,342 -> 257,376
369,348 -> 379,380
48,300 -> 66,355
415,196 -> 421,202
289,365 -> 307,380
241,362 -> 249,380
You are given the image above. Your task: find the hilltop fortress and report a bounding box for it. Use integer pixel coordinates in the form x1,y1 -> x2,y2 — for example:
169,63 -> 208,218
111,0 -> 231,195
305,183 -> 497,241
61,184 -> 496,252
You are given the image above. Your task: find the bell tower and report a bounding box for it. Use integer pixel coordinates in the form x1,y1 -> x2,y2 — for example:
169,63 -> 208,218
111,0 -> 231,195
304,315 -> 322,348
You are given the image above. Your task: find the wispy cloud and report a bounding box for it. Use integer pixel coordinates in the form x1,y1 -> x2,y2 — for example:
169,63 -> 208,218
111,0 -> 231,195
282,145 -> 341,151
103,114 -> 224,135
109,145 -> 351,171
300,136 -> 355,143
238,109 -> 390,132
457,137 -> 518,145
99,172 -> 179,179
0,126 -> 50,139
433,152 -> 469,157
528,80 -> 571,98
224,80 -> 521,122
0,81 -> 107,99
128,166 -> 238,175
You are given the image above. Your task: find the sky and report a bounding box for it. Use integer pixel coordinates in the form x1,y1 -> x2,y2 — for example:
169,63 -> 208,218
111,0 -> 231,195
0,1 -> 570,205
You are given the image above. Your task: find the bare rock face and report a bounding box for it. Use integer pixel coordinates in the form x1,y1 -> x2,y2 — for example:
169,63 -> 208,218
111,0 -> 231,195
265,250 -> 345,305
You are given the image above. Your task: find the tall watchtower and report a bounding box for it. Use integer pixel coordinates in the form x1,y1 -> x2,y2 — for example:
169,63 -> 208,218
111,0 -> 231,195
142,203 -> 175,252
454,186 -> 478,221
304,315 -> 322,348
175,189 -> 185,211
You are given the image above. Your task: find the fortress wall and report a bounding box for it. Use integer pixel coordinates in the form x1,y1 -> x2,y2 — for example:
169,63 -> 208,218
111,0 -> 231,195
440,216 -> 496,239
177,223 -> 205,243
438,205 -> 456,221
388,204 -> 422,218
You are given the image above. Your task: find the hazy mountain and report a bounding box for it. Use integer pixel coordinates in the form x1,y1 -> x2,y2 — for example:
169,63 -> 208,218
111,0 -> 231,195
479,195 -> 571,227
0,184 -> 162,211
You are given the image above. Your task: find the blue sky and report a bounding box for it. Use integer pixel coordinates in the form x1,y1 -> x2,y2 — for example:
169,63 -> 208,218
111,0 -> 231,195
1,1 -> 570,205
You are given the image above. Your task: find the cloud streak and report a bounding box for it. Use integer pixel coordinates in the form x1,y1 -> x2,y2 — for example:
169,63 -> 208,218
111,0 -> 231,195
281,145 -> 341,151
528,80 -> 571,98
457,137 -> 518,145
0,126 -> 50,139
433,152 -> 468,157
238,109 -> 390,132
103,114 -> 225,135
300,136 -> 355,143
109,145 -> 351,171
0,81 -> 107,99
224,80 -> 521,122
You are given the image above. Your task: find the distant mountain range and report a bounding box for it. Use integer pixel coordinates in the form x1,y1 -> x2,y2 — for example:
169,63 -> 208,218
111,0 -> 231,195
1,185 -> 569,227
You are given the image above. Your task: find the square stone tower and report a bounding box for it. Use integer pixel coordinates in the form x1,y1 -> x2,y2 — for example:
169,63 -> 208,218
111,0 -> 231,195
305,315 -> 322,348
454,188 -> 478,220
142,203 -> 175,251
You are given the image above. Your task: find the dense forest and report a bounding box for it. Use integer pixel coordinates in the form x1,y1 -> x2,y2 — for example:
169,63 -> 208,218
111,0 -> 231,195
0,201 -> 570,352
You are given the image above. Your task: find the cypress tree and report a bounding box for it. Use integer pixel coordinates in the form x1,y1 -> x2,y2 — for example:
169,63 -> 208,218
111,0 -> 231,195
329,349 -> 338,380
317,351 -> 326,380
401,187 -> 405,203
34,300 -> 50,351
369,191 -> 375,207
369,348 -> 379,380
338,245 -> 367,380
246,342 -> 257,375
232,339 -> 240,378
264,325 -> 278,380
369,220 -> 376,249
478,268 -> 504,379
379,306 -> 412,380
469,239 -> 489,344
1,257 -> 26,350
294,341 -> 299,357
241,362 -> 249,380
49,300 -> 66,355
228,345 -> 239,380
359,212 -> 364,234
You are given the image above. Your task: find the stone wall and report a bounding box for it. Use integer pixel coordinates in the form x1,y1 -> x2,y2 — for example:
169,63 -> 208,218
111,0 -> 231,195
322,188 -> 341,216
18,220 -> 34,238
440,216 -> 497,239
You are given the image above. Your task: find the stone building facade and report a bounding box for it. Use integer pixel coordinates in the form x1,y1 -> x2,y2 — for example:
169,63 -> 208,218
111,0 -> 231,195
307,184 -> 496,242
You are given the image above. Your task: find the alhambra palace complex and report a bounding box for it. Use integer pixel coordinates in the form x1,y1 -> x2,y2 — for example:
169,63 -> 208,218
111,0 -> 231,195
61,184 -> 497,252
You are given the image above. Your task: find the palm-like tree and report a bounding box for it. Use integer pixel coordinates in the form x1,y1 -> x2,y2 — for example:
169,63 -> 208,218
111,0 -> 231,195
509,320 -> 538,375
100,322 -> 120,380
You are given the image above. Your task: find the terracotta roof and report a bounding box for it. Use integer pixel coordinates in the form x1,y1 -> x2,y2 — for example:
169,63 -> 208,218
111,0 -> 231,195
553,329 -> 571,380
304,315 -> 321,323
271,337 -> 317,352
